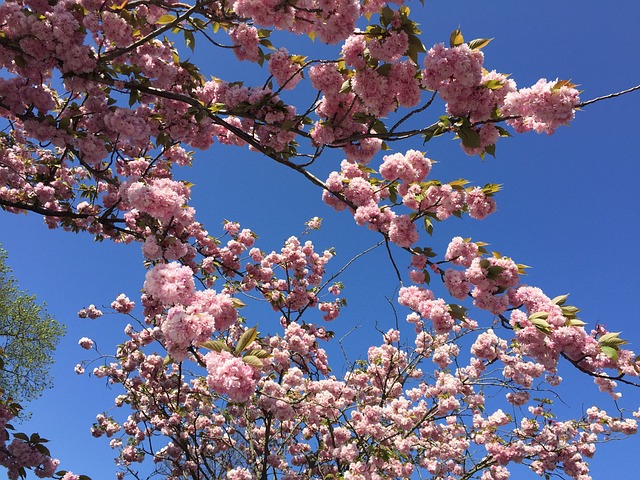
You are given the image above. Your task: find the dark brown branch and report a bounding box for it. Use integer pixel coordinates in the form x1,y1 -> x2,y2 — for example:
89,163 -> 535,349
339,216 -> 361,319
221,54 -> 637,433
561,353 -> 640,387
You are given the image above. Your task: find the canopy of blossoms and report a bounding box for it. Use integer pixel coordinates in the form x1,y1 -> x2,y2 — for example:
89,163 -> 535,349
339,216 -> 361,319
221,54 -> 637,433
0,0 -> 639,479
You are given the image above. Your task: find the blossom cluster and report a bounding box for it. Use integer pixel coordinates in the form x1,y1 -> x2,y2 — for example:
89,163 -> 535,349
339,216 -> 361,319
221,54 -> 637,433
0,402 -> 65,479
0,1 -> 629,480
322,152 -> 498,249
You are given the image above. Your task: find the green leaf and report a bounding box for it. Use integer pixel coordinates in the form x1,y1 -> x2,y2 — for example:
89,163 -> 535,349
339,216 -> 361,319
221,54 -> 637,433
531,317 -> 552,334
376,63 -> 392,77
389,184 -> 398,204
496,126 -> 511,137
260,38 -> 275,50
35,444 -> 50,456
232,298 -> 246,308
449,28 -> 464,48
552,79 -> 578,92
457,127 -> 481,148
551,294 -> 569,306
484,144 -> 496,157
449,178 -> 470,189
423,269 -> 430,285
339,79 -> 352,93
467,38 -> 493,50
242,355 -> 264,368
601,345 -> 619,361
407,34 -> 426,64
235,326 -> 258,354
481,183 -> 501,195
598,332 -> 627,348
565,318 -> 586,327
199,339 -> 230,352
561,305 -> 580,316
483,79 -> 504,90
448,304 -> 467,321
156,15 -> 177,25
486,265 -> 504,279
183,29 -> 195,51
128,89 -> 140,107
423,217 -> 433,236
246,349 -> 272,359
380,5 -> 395,26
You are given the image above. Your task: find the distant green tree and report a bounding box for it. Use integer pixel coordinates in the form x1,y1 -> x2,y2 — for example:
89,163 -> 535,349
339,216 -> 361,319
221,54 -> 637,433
0,245 -> 65,407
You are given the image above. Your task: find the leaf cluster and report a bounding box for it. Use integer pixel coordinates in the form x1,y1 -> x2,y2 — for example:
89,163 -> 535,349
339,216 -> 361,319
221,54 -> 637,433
0,246 -> 65,408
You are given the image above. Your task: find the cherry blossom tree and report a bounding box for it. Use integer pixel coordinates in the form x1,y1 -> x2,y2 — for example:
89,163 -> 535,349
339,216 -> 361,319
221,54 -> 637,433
0,0 -> 639,479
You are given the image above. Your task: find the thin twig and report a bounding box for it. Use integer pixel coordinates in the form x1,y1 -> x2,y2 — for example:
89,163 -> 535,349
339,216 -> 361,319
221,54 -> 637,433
577,84 -> 640,108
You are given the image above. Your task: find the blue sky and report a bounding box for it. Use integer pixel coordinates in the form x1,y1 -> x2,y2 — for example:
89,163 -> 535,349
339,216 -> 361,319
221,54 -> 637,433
1,1 -> 639,478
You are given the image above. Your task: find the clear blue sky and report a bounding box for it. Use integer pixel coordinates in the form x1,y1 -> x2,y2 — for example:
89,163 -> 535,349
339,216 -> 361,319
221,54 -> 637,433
1,1 -> 639,478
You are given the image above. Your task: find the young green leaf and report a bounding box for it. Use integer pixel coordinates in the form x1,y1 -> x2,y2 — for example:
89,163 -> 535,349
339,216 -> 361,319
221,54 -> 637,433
235,326 -> 258,354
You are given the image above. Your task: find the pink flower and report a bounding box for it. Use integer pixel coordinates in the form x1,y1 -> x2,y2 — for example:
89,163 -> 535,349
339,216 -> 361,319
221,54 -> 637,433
388,214 -> 419,248
367,30 -> 409,62
379,150 -> 431,184
204,350 -> 259,403
306,217 -> 322,230
466,187 -> 497,220
229,24 -> 260,62
443,268 -> 471,299
61,473 -> 80,480
160,306 -> 201,361
143,262 -> 195,306
124,178 -> 190,223
445,237 -> 480,267
503,79 -> 580,134
268,48 -> 303,90
77,304 -> 103,319
78,337 -> 94,350
111,294 -> 135,314
422,43 -> 484,91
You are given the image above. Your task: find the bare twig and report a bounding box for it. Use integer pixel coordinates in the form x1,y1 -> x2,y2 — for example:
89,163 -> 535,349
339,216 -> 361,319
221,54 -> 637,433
577,84 -> 640,108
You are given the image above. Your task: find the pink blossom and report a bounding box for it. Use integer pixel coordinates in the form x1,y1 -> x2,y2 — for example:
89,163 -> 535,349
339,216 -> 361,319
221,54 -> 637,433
124,178 -> 190,223
204,350 -> 259,403
422,43 -> 484,91
341,34 -> 367,69
367,30 -> 409,62
388,214 -> 419,248
189,289 -> 238,331
78,337 -> 94,350
61,473 -> 80,480
160,306 -> 202,361
379,150 -> 431,184
466,187 -> 497,219
445,237 -> 480,267
503,79 -> 580,134
443,268 -> 471,299
309,63 -> 343,92
77,304 -> 103,319
229,24 -> 260,62
143,262 -> 195,305
111,294 -> 135,314
306,216 -> 322,230
268,48 -> 303,90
